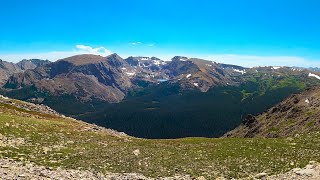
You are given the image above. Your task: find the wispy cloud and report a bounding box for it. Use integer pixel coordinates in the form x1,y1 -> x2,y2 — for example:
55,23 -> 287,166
131,42 -> 142,45
147,53 -> 320,68
75,45 -> 112,55
0,45 -> 113,62
204,54 -> 320,68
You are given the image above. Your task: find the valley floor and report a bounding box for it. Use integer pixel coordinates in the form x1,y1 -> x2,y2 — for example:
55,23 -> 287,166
0,98 -> 320,179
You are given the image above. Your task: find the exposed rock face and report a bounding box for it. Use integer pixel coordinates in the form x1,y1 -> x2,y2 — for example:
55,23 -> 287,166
0,59 -> 50,86
225,87 -> 320,138
4,54 -> 134,102
16,59 -> 51,70
242,114 -> 258,128
0,60 -> 21,86
163,56 -> 233,92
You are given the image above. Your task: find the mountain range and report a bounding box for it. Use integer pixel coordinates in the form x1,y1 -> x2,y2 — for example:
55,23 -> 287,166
1,54 -> 320,138
0,59 -> 50,86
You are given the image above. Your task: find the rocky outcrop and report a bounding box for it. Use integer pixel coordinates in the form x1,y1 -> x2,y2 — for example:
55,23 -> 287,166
265,161 -> 320,180
0,94 -> 61,117
16,59 -> 50,70
225,87 -> 320,138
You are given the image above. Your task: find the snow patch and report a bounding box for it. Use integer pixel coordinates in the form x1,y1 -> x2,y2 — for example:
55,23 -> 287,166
205,64 -> 212,67
193,83 -> 199,87
272,66 -> 281,70
121,67 -> 126,70
126,72 -> 135,76
308,73 -> 320,80
233,68 -> 246,75
153,60 -> 161,66
186,74 -> 192,78
292,68 -> 302,71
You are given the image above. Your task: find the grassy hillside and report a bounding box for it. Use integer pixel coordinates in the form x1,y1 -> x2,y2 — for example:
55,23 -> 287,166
0,98 -> 320,179
226,87 -> 320,138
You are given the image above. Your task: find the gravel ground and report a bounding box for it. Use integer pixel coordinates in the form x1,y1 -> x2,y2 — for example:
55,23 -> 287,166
0,159 -> 196,180
265,161 -> 320,180
0,158 -> 319,179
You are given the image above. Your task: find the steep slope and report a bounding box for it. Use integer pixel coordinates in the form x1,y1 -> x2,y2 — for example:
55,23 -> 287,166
162,56 -> 232,92
16,59 -> 51,70
225,87 -> 320,138
0,95 -> 320,179
0,59 -> 49,86
4,54 -> 134,102
0,60 -> 22,86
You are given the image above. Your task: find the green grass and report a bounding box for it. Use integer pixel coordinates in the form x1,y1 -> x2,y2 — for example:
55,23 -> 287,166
0,104 -> 320,179
268,127 -> 280,133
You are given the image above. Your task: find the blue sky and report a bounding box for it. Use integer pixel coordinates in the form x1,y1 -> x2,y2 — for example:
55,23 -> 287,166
0,0 -> 320,67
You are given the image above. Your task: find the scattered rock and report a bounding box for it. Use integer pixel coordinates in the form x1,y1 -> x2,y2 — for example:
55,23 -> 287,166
133,149 -> 140,156
267,161 -> 320,180
254,172 -> 267,179
295,169 -> 316,176
196,176 -> 206,180
0,158 -> 195,179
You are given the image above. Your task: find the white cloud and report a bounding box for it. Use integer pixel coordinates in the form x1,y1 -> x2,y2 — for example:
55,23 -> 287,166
131,42 -> 142,45
75,45 -> 112,55
0,45 -> 112,62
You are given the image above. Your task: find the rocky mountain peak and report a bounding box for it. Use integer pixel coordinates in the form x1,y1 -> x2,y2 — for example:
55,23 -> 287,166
61,54 -> 106,66
172,56 -> 189,62
125,56 -> 139,66
16,59 -> 51,70
105,53 -> 127,67
107,53 -> 122,60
